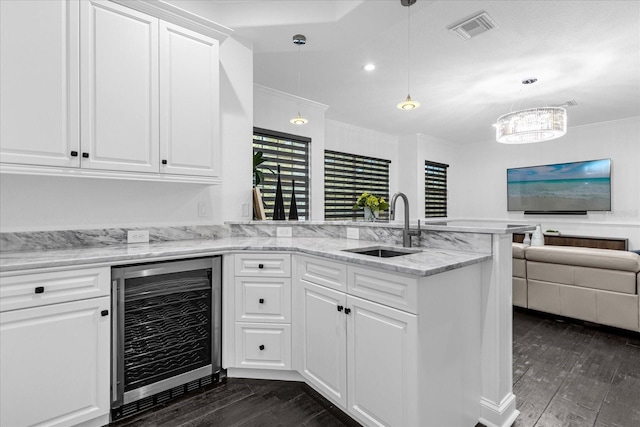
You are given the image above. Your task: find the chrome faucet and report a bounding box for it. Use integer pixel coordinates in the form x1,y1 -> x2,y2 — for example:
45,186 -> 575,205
390,192 -> 421,247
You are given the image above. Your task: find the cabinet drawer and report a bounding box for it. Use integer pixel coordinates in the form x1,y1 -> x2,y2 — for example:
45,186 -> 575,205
348,265 -> 418,314
234,253 -> 291,277
297,255 -> 347,291
234,323 -> 291,370
234,277 -> 291,323
0,267 -> 110,312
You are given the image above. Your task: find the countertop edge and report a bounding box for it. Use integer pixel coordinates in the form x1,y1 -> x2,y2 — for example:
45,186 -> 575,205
0,238 -> 492,277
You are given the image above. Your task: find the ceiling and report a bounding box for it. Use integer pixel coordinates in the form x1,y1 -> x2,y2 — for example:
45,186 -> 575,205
166,0 -> 640,144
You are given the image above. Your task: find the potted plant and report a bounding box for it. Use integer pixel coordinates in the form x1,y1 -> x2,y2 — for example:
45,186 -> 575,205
253,151 -> 274,187
352,192 -> 389,221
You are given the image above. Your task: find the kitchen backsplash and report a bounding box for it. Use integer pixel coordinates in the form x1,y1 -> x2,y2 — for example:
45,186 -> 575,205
0,225 -> 232,252
1,222 -> 492,254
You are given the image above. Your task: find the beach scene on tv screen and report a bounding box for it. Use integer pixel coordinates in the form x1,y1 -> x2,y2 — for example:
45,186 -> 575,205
507,159 -> 611,211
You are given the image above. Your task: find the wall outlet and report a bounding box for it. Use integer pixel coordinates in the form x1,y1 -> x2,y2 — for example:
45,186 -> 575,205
346,228 -> 359,240
127,229 -> 149,243
198,202 -> 208,218
276,227 -> 292,237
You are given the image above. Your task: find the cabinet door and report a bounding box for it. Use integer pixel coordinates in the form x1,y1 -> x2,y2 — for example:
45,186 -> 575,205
346,295 -> 418,427
80,0 -> 159,173
0,0 -> 80,167
299,280 -> 347,407
0,296 -> 110,427
159,22 -> 220,177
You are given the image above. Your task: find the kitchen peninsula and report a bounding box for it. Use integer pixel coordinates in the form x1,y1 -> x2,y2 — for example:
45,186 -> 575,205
0,221 -> 533,427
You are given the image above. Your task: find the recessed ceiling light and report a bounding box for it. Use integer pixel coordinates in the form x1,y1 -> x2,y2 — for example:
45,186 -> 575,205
363,63 -> 376,71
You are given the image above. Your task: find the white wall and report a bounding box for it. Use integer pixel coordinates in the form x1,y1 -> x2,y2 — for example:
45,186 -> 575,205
454,117 -> 640,249
0,35 -> 253,232
325,119 -> 399,195
253,85 -> 329,220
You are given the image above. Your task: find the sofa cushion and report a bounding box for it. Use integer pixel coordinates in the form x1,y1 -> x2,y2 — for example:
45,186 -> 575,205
527,261 -> 574,285
596,291 -> 640,331
513,277 -> 527,308
525,246 -> 640,273
513,258 -> 526,278
574,266 -> 637,294
512,243 -> 527,259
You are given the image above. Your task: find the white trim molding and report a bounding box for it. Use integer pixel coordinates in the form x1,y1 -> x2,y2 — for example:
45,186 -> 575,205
109,0 -> 233,41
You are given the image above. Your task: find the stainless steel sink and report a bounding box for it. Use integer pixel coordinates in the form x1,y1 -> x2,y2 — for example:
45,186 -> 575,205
342,246 -> 420,258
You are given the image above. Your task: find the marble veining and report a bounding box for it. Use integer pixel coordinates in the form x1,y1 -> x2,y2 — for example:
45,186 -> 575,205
0,237 -> 491,277
0,225 -> 231,252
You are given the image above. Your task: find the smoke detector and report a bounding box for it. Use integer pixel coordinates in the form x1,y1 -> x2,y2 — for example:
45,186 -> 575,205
448,11 -> 497,40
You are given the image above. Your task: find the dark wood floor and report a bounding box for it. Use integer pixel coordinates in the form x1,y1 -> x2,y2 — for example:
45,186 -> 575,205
110,376 -> 361,427
111,309 -> 640,427
512,308 -> 640,427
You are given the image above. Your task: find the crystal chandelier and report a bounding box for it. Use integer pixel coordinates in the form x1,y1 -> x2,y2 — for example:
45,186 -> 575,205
496,107 -> 567,144
496,78 -> 567,144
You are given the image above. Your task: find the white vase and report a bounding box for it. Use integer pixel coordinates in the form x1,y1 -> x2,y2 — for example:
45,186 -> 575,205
531,225 -> 545,246
523,233 -> 531,246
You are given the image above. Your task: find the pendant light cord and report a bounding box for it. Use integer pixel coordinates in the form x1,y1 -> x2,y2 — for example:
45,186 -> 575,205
407,3 -> 411,96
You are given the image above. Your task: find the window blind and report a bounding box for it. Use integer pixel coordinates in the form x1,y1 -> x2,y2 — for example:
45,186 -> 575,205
424,161 -> 448,217
324,150 -> 391,220
253,128 -> 310,220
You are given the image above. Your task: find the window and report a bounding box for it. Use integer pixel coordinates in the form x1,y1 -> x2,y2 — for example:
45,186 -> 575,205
424,161 -> 448,217
324,150 -> 391,220
253,128 -> 310,220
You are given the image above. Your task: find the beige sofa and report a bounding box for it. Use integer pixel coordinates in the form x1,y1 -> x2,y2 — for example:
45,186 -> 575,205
512,243 -> 640,332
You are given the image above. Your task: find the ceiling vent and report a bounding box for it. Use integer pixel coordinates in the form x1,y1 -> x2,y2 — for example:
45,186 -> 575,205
448,11 -> 497,40
551,100 -> 579,108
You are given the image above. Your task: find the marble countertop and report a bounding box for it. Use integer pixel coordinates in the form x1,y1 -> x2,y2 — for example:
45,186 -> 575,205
226,220 -> 536,234
0,237 -> 492,277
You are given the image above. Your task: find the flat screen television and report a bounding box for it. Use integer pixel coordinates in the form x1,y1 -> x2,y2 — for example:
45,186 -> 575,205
507,158 -> 611,214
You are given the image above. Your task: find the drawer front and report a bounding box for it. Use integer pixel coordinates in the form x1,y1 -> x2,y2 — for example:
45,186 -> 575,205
235,277 -> 291,323
234,253 -> 291,277
0,267 -> 110,312
297,255 -> 347,291
234,323 -> 291,370
347,265 -> 418,314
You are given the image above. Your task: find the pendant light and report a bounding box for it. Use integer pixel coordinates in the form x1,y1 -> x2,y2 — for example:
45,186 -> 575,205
290,34 -> 308,125
496,78 -> 567,144
397,0 -> 420,110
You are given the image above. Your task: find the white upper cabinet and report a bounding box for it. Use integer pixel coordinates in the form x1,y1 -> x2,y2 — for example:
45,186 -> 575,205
1,0 -> 225,181
0,0 -> 80,167
80,0 -> 160,173
159,22 -> 220,177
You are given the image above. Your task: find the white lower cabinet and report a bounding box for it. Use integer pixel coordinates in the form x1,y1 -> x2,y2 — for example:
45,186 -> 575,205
0,267 -> 111,427
299,275 -> 418,426
226,253 -> 293,371
346,295 -> 417,427
299,280 -> 348,406
226,252 -> 483,426
0,296 -> 110,427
